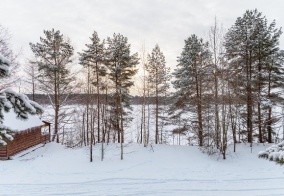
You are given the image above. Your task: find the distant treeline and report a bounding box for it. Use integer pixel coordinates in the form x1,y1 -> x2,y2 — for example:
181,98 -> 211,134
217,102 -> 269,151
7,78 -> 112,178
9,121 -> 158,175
26,94 -> 159,105
26,93 -> 247,106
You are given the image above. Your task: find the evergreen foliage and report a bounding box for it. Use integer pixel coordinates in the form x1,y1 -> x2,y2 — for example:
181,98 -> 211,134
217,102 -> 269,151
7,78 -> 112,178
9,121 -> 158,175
225,9 -> 284,143
0,54 -> 43,146
2,8 -> 284,158
30,29 -> 74,143
79,31 -> 106,161
79,31 -> 106,80
105,33 -> 138,159
0,25 -> 20,91
172,34 -> 211,146
146,44 -> 170,144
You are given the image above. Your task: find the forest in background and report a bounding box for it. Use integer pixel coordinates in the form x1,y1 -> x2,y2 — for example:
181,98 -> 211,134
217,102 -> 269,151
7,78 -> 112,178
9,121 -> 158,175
1,9 -> 284,161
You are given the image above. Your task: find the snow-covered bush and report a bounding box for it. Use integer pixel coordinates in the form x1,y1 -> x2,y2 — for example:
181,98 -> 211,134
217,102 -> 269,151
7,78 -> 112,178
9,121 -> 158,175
258,151 -> 269,159
258,141 -> 284,164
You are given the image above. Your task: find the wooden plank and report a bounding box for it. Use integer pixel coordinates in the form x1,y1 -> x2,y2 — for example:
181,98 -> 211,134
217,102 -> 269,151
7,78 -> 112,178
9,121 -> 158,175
0,145 -> 7,157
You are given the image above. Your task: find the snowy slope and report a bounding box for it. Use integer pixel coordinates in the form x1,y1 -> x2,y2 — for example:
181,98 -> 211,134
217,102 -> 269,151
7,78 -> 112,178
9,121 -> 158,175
1,143 -> 284,195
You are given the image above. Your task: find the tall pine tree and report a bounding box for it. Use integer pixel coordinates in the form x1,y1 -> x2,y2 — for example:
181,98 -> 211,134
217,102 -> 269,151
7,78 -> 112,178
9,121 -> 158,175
79,31 -> 106,162
146,44 -> 170,144
30,29 -> 74,143
105,33 -> 138,160
172,34 -> 211,147
225,9 -> 283,143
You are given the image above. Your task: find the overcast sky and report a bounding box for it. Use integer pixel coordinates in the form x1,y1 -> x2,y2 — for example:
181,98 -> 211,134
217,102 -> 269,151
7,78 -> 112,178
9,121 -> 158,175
1,0 -> 284,93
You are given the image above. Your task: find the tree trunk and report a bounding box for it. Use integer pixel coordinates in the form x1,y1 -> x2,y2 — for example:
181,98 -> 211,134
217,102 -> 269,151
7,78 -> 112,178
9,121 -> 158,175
155,82 -> 159,144
221,80 -> 227,159
267,69 -> 273,143
82,112 -> 86,146
143,72 -> 147,147
257,102 -> 262,143
257,53 -> 263,143
195,64 -> 203,147
247,52 -> 253,143
147,87 -> 150,145
53,71 -> 60,143
90,116 -> 93,162
140,105 -> 143,144
96,62 -> 101,143
120,90 -> 124,160
115,74 -> 120,143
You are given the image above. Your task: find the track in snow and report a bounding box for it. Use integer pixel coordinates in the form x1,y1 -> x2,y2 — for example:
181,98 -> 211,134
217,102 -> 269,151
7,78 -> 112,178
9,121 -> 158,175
2,177 -> 284,196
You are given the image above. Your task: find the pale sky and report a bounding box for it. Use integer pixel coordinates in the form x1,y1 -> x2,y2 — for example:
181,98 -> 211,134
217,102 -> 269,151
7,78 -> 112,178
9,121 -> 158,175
0,0 -> 284,94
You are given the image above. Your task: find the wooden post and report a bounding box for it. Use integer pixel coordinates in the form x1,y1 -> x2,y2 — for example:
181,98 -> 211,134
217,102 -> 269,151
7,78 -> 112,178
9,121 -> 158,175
48,124 -> 51,142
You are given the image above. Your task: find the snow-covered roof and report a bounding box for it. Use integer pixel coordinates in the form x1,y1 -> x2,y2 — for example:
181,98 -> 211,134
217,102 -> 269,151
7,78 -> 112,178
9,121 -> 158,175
2,110 -> 44,132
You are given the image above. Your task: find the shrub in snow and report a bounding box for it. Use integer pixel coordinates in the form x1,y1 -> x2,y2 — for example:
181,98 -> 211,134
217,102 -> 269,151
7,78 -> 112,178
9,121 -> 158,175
258,141 -> 284,164
258,151 -> 269,159
268,152 -> 281,161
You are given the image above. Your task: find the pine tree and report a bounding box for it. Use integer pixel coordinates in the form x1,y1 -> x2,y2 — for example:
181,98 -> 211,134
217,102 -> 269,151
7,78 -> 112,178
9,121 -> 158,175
30,29 -> 74,143
0,25 -> 20,91
225,9 -> 283,143
172,34 -> 211,147
79,31 -> 106,162
146,44 -> 170,144
105,33 -> 138,160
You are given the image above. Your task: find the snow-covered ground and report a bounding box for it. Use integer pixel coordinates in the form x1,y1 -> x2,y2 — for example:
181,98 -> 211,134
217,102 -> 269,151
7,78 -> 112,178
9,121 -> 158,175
1,104 -> 284,195
1,142 -> 284,195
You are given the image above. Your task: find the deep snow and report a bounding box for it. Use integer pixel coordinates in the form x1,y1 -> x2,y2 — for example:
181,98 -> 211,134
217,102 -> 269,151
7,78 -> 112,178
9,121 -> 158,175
1,142 -> 284,195
3,110 -> 43,131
